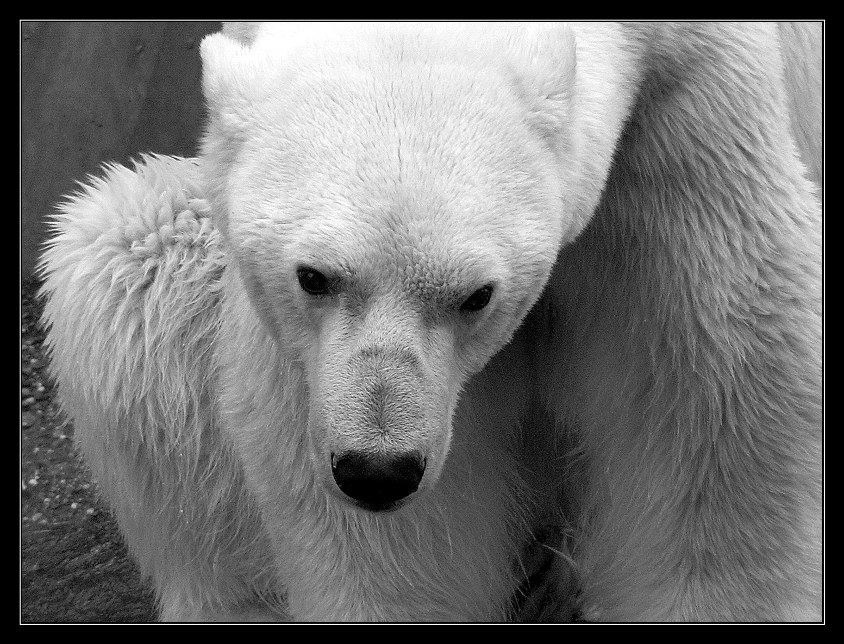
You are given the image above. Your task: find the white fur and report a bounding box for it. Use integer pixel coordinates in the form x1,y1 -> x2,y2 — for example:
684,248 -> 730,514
39,22 -> 822,622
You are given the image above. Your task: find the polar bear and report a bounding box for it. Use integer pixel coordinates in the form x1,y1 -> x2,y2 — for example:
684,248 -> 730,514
38,22 -> 822,622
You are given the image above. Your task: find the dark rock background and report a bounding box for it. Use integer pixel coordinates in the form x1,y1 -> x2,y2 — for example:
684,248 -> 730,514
21,21 -> 220,278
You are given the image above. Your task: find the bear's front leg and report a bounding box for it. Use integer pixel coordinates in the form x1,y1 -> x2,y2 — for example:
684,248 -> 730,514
541,21 -> 822,622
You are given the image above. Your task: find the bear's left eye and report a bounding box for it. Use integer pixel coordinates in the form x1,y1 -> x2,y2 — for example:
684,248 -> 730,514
296,267 -> 331,296
460,285 -> 494,312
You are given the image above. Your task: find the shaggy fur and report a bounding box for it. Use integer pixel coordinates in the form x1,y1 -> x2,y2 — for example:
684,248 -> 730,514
39,22 -> 822,622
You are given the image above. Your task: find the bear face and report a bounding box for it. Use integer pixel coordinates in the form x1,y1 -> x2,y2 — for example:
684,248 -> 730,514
201,25 -> 572,510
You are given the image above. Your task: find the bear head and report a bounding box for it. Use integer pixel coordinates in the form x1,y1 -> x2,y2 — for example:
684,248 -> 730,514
200,23 -> 578,512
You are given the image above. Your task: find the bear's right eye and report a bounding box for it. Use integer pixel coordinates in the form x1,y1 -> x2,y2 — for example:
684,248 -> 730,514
460,284 -> 494,312
296,267 -> 331,296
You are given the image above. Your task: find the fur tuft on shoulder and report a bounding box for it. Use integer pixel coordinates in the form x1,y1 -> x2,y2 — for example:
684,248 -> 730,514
38,154 -> 282,620
38,154 -> 225,471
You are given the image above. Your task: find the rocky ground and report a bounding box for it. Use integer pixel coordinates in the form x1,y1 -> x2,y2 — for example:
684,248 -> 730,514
20,277 -> 157,623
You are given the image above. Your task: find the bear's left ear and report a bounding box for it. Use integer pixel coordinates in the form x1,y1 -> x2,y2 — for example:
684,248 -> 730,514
505,24 -> 577,148
200,32 -> 265,139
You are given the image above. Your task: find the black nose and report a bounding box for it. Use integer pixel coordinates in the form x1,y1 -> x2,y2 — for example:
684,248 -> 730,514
331,451 -> 426,511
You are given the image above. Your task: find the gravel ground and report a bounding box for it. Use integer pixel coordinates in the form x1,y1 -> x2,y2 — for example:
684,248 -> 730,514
20,277 -> 157,624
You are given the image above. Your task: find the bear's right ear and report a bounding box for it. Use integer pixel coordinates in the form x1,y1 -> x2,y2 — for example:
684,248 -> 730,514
221,22 -> 262,46
200,32 -> 265,139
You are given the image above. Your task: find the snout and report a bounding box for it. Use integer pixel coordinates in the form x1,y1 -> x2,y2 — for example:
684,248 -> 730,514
331,450 -> 427,512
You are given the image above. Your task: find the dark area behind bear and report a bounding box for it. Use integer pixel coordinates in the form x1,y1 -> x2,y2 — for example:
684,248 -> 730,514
21,21 -> 220,279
